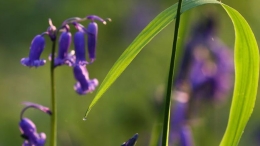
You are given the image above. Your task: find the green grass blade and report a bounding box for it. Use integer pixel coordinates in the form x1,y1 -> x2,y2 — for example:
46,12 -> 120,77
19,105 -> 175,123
83,0 -> 221,119
220,4 -> 259,146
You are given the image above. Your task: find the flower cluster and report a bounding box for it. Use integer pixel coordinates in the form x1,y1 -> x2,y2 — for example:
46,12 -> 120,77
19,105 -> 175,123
21,15 -> 111,95
19,102 -> 52,146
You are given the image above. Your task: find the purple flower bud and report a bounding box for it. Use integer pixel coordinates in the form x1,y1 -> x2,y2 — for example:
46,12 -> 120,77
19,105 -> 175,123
53,31 -> 72,67
21,35 -> 46,67
47,19 -> 57,41
19,118 -> 46,146
121,133 -> 139,146
87,22 -> 98,63
73,65 -> 98,95
74,31 -> 88,65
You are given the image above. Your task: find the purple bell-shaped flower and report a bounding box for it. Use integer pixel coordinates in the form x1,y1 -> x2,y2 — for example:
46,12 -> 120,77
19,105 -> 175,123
19,118 -> 46,146
74,30 -> 88,65
85,15 -> 111,63
86,22 -> 98,63
19,102 -> 51,146
73,65 -> 98,95
21,35 -> 46,67
53,29 -> 72,67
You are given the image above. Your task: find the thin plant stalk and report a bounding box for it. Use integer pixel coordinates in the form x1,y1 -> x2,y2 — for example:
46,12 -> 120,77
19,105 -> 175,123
161,0 -> 183,146
50,38 -> 57,146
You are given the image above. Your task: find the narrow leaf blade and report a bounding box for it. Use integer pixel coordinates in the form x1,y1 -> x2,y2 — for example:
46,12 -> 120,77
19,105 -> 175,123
220,4 -> 259,146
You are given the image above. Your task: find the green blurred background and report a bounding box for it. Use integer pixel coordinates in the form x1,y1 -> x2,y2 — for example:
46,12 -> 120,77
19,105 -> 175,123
0,0 -> 260,145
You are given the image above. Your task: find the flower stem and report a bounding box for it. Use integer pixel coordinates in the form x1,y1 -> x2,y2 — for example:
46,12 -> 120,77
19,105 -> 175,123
50,38 -> 57,146
161,0 -> 183,146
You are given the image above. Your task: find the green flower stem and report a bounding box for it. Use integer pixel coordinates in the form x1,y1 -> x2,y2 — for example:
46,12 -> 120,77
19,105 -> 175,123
161,0 -> 183,146
50,38 -> 57,146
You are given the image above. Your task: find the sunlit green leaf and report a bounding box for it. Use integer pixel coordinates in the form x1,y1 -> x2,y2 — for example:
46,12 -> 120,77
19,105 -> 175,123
220,4 -> 259,146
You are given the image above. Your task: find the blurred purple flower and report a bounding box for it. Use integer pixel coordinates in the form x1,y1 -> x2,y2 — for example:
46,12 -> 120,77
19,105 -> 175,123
19,118 -> 46,146
73,65 -> 98,95
179,125 -> 194,146
121,133 -> 139,146
169,91 -> 194,146
21,35 -> 46,67
176,16 -> 233,102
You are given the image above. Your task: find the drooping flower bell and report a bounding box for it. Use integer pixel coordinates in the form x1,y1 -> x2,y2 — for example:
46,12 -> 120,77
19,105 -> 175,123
85,15 -> 111,63
73,65 -> 98,95
52,25 -> 73,67
73,24 -> 88,65
21,35 -> 46,67
20,118 -> 46,146
86,22 -> 98,63
121,133 -> 139,146
19,102 -> 51,146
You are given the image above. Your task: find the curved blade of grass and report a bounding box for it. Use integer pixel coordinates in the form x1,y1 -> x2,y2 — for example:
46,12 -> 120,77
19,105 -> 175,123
83,0 -> 221,119
220,4 -> 259,146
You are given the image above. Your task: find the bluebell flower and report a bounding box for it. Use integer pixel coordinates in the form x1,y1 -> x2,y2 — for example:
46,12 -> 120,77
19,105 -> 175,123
121,133 -> 139,146
74,29 -> 88,65
85,15 -> 111,63
19,118 -> 46,146
21,35 -> 46,67
19,102 -> 51,146
73,65 -> 98,95
86,22 -> 98,63
51,27 -> 73,67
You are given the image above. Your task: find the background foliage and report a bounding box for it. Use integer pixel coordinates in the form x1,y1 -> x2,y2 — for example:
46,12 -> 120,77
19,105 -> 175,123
0,0 -> 259,145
